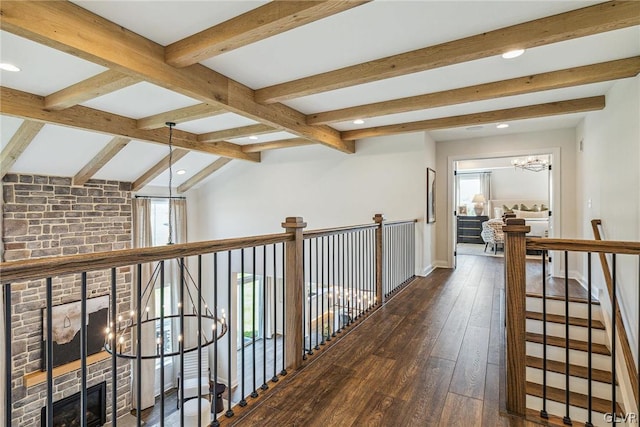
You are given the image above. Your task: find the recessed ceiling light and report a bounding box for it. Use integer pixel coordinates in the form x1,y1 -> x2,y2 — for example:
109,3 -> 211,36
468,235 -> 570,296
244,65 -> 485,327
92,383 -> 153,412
466,125 -> 483,131
176,169 -> 186,175
496,123 -> 509,129
0,63 -> 21,72
501,49 -> 525,59
353,119 -> 365,125
249,135 -> 259,140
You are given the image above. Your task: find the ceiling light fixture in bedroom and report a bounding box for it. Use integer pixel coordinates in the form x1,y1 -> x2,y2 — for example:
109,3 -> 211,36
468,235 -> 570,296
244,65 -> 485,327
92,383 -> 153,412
511,156 -> 548,172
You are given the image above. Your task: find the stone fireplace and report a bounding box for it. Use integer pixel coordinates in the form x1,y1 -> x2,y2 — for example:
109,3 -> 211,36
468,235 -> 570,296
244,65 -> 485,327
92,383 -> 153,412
41,381 -> 106,427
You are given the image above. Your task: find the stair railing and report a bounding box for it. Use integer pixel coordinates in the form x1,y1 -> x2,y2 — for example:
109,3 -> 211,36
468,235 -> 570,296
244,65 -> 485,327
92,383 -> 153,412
592,219 -> 639,407
1,214 -> 417,427
504,218 -> 640,425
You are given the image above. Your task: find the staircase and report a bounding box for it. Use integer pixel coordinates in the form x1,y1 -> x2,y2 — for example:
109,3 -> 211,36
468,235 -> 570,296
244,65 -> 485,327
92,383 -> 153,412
524,293 -> 623,426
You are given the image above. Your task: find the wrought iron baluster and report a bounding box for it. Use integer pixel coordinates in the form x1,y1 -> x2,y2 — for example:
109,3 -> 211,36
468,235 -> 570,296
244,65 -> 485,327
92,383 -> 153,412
159,262 -> 165,427
213,254 -> 219,427
272,244 -> 279,383
611,254 -> 617,423
179,259 -> 185,427
110,269 -> 118,427
251,247 -> 258,399
225,252 -> 234,418
262,245 -> 268,391
586,253 -> 593,427
240,249 -> 247,407
46,277 -> 53,427
563,251 -> 571,426
541,251 -> 548,420
281,241 -> 287,376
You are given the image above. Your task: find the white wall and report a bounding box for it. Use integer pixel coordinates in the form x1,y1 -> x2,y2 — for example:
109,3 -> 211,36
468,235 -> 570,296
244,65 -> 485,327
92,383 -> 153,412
490,167 -> 548,201
435,128 -> 577,267
575,76 -> 639,403
191,131 -> 436,275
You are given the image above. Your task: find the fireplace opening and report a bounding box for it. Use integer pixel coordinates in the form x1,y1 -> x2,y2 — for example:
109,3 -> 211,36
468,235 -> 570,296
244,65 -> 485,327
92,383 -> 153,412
41,381 -> 106,427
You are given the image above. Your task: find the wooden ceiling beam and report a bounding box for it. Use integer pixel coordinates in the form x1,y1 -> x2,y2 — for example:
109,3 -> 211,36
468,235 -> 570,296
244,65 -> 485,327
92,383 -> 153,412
241,138 -> 314,153
308,57 -> 640,125
198,124 -> 275,143
73,137 -> 130,186
256,1 -> 640,104
177,158 -> 233,193
131,149 -> 189,191
0,1 -> 354,154
137,103 -> 225,130
44,70 -> 139,111
166,1 -> 370,67
0,86 -> 260,163
342,96 -> 605,141
0,120 -> 44,177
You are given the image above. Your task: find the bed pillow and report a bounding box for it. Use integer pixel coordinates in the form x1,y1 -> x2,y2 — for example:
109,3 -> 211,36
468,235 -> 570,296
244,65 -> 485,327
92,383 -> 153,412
502,204 -> 518,213
513,209 -> 548,219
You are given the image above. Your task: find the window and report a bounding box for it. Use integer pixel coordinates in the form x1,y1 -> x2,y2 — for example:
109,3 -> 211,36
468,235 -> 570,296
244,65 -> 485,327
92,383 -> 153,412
457,173 -> 482,213
237,274 -> 264,348
149,199 -> 174,380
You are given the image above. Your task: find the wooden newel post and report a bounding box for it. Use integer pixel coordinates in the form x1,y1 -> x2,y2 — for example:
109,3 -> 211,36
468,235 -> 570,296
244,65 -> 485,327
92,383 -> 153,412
503,218 -> 530,416
282,216 -> 307,371
373,214 -> 385,305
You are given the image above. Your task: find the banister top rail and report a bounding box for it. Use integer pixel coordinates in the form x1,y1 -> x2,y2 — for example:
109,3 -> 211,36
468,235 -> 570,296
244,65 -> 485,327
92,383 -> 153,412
303,218 -> 419,240
526,237 -> 640,255
0,232 -> 294,284
383,219 -> 419,226
303,223 -> 378,240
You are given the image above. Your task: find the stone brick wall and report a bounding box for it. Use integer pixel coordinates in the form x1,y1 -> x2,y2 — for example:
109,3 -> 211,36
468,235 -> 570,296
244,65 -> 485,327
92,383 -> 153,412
2,174 -> 133,425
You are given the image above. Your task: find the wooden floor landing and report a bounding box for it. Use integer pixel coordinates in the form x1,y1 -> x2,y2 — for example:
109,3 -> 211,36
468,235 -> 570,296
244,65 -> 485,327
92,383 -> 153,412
228,255 -> 510,426
221,254 -> 591,426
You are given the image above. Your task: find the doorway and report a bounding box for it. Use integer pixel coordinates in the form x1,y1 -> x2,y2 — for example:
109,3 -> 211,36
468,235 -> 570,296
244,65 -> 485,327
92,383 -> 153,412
451,153 -> 556,267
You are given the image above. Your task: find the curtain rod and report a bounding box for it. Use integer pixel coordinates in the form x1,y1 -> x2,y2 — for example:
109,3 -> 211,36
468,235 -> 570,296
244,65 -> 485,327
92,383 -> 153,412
134,195 -> 186,200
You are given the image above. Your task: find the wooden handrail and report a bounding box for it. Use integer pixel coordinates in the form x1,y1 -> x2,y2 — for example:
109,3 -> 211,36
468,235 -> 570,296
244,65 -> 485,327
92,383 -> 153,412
0,232 -> 294,284
383,219 -> 419,226
303,223 -> 378,239
590,219 -> 639,407
527,237 -> 640,255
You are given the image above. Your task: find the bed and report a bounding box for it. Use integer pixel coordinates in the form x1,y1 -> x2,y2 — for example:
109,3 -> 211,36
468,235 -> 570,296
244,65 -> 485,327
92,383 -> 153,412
487,199 -> 550,237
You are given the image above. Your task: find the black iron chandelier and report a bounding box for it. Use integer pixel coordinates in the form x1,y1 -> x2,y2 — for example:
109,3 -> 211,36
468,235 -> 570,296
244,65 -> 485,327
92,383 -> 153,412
104,122 -> 227,359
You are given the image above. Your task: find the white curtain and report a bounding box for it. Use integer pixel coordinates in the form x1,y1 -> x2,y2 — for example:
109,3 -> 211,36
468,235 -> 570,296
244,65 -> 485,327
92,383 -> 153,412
131,198 -> 156,411
480,172 -> 492,202
131,198 -> 187,408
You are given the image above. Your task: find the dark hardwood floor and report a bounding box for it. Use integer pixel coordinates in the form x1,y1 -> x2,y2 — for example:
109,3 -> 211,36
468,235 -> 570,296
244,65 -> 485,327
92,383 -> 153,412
224,254 -> 510,426
138,254 -> 587,426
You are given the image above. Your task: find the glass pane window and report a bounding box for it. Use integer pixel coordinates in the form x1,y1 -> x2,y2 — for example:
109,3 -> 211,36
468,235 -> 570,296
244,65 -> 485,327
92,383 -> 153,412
457,174 -> 481,213
237,274 -> 264,348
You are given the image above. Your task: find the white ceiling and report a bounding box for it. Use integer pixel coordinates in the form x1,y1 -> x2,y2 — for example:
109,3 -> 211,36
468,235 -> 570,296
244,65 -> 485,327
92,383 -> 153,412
0,1 -> 638,191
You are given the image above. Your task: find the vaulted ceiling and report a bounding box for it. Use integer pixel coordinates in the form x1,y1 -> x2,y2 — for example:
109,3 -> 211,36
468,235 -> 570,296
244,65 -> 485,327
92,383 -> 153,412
1,1 -> 638,192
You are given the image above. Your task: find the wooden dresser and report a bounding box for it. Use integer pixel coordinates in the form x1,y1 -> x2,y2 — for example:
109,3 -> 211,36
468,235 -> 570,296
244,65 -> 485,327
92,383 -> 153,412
457,215 -> 489,244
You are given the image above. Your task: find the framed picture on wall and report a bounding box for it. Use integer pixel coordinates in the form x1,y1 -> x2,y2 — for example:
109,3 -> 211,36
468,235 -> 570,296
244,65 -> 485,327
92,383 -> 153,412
42,295 -> 109,370
426,168 -> 436,223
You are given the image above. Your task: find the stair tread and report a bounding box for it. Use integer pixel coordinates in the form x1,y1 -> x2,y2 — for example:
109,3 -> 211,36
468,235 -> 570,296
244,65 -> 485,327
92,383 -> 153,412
526,332 -> 610,356
527,381 -> 623,415
526,311 -> 605,330
527,293 -> 600,305
526,408 -> 589,427
526,356 -> 616,385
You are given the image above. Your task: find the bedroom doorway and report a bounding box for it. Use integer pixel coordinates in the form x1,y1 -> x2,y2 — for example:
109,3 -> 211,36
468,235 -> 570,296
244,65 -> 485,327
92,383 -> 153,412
453,154 -> 552,262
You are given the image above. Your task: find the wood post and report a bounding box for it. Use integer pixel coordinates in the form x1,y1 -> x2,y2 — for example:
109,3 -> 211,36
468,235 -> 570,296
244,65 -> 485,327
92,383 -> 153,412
503,218 -> 530,416
282,217 -> 307,371
373,214 -> 385,305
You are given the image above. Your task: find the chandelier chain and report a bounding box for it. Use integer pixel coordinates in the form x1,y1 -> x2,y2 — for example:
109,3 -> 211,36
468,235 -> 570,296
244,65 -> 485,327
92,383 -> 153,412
167,122 -> 174,245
